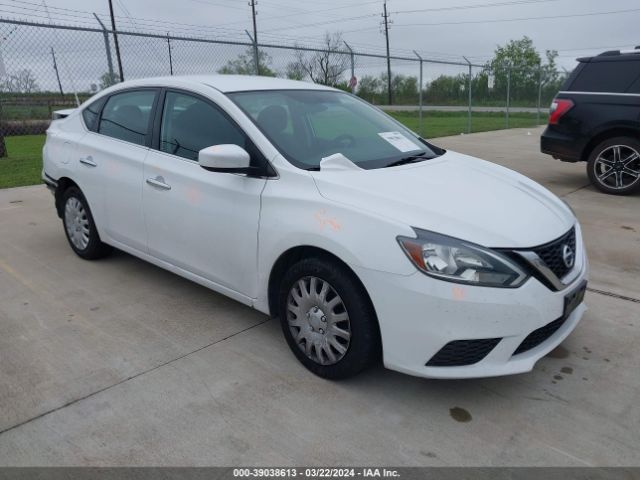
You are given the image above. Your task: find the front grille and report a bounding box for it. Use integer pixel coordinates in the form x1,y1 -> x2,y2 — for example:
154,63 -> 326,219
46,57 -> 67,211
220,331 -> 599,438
426,338 -> 501,367
513,316 -> 567,355
532,227 -> 576,279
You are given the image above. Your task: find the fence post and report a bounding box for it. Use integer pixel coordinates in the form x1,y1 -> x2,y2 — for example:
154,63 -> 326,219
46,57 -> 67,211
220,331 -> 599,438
537,64 -> 543,126
344,41 -> 355,93
245,30 -> 259,75
463,56 -> 472,134
0,100 -> 6,158
167,33 -> 173,75
506,64 -> 511,129
93,13 -> 115,83
413,51 -> 423,137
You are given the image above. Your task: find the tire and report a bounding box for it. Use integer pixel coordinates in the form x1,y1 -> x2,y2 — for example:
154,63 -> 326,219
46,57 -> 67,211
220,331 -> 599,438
587,136 -> 640,195
277,256 -> 380,379
61,186 -> 112,260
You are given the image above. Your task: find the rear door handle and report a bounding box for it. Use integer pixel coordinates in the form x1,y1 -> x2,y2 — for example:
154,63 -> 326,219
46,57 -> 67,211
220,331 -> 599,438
146,176 -> 172,190
79,156 -> 97,167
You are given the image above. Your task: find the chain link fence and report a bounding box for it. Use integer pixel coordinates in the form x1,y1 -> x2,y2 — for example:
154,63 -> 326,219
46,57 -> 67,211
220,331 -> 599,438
0,18 -> 569,156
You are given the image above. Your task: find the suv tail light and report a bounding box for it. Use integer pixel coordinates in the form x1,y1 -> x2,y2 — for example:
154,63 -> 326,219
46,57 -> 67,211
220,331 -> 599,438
548,98 -> 574,125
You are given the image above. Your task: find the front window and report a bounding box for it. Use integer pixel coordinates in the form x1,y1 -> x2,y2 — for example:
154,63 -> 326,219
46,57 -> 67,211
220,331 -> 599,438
228,89 -> 440,170
160,91 -> 247,161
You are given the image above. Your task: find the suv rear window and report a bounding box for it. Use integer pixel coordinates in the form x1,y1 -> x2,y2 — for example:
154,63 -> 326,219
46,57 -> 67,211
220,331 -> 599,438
567,59 -> 640,93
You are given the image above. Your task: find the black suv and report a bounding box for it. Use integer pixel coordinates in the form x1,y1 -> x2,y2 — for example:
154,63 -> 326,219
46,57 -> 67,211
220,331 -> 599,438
541,49 -> 640,195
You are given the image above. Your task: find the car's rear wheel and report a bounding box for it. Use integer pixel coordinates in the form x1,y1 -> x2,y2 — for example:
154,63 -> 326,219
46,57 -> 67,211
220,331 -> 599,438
587,137 -> 640,195
62,186 -> 112,259
278,257 -> 380,379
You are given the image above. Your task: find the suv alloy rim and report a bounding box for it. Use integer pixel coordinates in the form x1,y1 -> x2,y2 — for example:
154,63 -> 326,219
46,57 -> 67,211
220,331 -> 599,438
64,197 -> 90,250
594,145 -> 640,190
286,276 -> 351,365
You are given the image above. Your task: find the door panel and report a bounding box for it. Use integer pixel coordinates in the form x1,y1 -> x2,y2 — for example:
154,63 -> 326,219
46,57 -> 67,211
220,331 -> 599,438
76,133 -> 149,251
75,89 -> 158,251
143,90 -> 266,297
143,151 -> 264,296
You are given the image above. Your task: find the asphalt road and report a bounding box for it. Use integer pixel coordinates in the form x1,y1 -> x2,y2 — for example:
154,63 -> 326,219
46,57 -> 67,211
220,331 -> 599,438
0,127 -> 638,466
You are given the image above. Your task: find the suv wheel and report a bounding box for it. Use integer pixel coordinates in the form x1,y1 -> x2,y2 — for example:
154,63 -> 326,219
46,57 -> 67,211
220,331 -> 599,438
62,186 -> 112,259
587,137 -> 640,195
278,257 -> 380,379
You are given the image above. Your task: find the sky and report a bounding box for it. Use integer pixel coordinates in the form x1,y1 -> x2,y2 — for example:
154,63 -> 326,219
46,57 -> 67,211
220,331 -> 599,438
1,0 -> 639,90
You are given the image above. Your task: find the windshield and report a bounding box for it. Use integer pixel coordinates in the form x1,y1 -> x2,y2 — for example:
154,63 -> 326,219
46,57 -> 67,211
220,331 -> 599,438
228,89 -> 440,170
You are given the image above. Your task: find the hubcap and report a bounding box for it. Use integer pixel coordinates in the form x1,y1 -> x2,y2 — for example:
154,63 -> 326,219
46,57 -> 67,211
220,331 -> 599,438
286,276 -> 351,365
64,197 -> 90,250
594,145 -> 640,190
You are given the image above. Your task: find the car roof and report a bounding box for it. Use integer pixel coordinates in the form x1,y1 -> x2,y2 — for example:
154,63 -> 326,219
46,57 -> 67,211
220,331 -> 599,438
578,48 -> 640,63
109,74 -> 336,93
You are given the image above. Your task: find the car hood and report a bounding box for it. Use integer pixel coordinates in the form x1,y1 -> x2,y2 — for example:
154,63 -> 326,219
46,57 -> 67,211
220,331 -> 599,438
310,150 -> 575,248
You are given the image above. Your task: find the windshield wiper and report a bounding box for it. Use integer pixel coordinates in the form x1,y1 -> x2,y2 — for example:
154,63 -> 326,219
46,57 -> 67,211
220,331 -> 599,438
384,152 -> 432,168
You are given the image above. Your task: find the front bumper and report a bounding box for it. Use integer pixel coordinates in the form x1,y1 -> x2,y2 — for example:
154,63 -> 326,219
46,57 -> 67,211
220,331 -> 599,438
353,236 -> 589,379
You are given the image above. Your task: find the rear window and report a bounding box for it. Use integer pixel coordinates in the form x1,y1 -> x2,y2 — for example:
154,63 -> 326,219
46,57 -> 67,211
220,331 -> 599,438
567,59 -> 640,93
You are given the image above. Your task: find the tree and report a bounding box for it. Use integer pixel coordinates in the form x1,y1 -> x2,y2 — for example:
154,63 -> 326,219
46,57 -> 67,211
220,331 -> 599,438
356,75 -> 382,102
286,32 -> 350,86
426,74 -> 467,104
98,71 -> 119,90
218,48 -> 276,77
285,61 -> 306,81
484,36 -> 561,103
1,69 -> 39,93
355,73 -> 420,105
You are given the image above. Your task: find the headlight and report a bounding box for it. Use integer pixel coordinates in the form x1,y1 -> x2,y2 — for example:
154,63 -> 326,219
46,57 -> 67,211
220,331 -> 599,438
397,229 -> 528,288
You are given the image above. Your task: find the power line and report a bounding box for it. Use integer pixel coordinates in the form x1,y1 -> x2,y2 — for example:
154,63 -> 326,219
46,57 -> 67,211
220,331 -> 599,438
1,0 -> 361,46
393,0 -> 558,15
223,0 -> 380,28
356,7 -> 640,30
260,12 -> 377,33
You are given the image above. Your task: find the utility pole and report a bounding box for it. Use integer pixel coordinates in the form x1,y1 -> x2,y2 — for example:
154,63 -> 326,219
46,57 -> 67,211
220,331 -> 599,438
50,46 -> 64,96
93,13 -> 115,85
108,0 -> 124,81
382,0 -> 392,105
167,33 -> 173,75
463,56 -> 472,134
249,0 -> 259,74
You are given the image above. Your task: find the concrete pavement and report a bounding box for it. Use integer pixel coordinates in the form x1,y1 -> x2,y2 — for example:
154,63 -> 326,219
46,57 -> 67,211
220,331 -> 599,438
0,127 -> 638,466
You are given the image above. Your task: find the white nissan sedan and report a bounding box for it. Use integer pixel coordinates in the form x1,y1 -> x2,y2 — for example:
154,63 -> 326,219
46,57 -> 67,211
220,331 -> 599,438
42,75 -> 588,380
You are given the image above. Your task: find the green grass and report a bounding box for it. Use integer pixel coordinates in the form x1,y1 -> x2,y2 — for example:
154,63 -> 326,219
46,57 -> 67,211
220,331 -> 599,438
0,111 -> 546,189
0,135 -> 45,189
385,110 -> 546,138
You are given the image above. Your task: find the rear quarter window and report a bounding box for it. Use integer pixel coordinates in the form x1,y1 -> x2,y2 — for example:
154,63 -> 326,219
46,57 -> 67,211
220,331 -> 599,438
568,59 -> 640,93
81,97 -> 106,132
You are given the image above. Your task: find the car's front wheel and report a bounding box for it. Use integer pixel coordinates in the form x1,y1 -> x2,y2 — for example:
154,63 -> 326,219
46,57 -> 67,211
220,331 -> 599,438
278,257 -> 380,379
587,137 -> 640,195
61,186 -> 112,259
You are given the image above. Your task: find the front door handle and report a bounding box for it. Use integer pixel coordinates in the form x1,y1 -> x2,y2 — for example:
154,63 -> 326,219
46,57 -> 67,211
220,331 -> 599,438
146,176 -> 172,190
79,156 -> 97,167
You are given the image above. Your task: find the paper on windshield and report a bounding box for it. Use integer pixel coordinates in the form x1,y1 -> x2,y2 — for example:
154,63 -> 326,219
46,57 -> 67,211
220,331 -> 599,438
378,131 -> 421,152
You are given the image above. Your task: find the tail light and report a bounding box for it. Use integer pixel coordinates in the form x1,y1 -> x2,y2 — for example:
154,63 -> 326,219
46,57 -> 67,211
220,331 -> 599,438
548,98 -> 574,125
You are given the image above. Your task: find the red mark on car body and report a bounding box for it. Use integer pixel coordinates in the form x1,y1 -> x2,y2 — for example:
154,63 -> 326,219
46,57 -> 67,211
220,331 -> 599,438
315,209 -> 341,232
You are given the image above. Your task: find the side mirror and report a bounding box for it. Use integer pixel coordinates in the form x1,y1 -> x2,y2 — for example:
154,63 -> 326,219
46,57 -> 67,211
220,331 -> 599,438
198,144 -> 254,174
